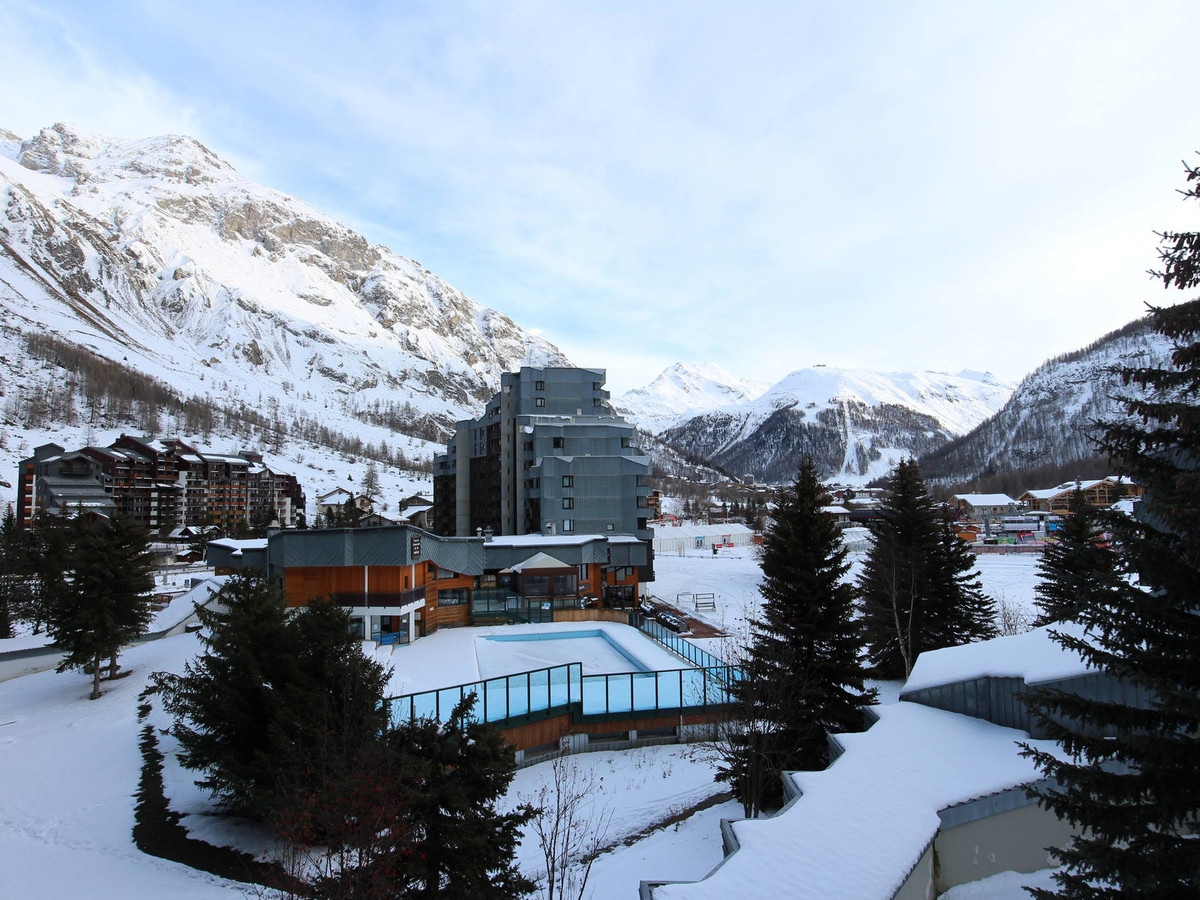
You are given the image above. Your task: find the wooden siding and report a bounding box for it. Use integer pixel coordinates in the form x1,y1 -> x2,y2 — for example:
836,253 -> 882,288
498,710 -> 721,752
553,609 -> 631,625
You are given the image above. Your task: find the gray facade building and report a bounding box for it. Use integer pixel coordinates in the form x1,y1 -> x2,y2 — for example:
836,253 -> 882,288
433,367 -> 652,546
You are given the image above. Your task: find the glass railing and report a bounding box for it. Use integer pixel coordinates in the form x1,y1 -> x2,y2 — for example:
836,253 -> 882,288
636,616 -> 729,668
386,662 -> 741,728
387,663 -> 583,726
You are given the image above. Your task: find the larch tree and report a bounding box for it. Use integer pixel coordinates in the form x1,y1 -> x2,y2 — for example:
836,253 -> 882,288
1022,162 -> 1200,898
718,457 -> 875,816
859,459 -> 995,679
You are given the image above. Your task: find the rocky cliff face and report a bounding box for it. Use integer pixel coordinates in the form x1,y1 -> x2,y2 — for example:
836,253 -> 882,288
0,123 -> 570,432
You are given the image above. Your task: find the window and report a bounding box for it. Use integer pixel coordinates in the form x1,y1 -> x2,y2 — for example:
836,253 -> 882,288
593,381 -> 603,390
553,437 -> 564,449
437,568 -> 457,580
637,496 -> 648,508
563,519 -> 574,532
438,588 -> 469,606
621,437 -> 631,448
605,523 -> 615,531
562,497 -> 574,509
637,517 -> 648,530
535,397 -> 546,407
561,475 -> 573,488
592,397 -> 603,407
535,380 -> 545,390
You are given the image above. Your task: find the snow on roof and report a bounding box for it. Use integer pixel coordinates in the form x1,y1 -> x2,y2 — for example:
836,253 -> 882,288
653,701 -> 1059,900
484,533 -> 606,547
902,624 -> 1094,694
953,493 -> 1016,506
650,523 -> 753,537
820,505 -> 850,515
207,538 -> 268,551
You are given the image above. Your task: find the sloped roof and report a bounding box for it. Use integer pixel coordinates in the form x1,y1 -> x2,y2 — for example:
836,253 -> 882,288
508,552 -> 575,573
952,493 -> 1016,507
652,702 -> 1061,899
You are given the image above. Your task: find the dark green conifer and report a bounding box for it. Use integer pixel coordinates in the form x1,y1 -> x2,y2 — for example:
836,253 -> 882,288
1033,485 -> 1124,627
719,457 -> 875,816
1023,161 -> 1200,897
47,513 -> 154,699
391,695 -> 536,898
859,459 -> 995,678
156,570 -> 304,818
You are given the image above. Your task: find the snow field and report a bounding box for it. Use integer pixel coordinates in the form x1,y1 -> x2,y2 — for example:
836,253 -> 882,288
0,544 -> 1047,898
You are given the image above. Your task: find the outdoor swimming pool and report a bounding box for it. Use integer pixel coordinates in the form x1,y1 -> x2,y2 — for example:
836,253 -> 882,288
389,623 -> 738,727
474,629 -> 658,679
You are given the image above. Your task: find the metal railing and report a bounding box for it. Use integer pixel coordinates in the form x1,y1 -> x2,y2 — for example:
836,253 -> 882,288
386,661 -> 741,729
634,614 -> 729,669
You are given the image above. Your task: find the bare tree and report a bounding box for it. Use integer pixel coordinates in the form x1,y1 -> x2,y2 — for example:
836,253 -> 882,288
519,747 -> 614,900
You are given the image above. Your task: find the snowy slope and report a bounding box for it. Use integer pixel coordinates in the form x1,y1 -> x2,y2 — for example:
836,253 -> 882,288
919,318 -> 1175,482
659,366 -> 1013,484
0,123 -> 570,434
614,362 -> 770,433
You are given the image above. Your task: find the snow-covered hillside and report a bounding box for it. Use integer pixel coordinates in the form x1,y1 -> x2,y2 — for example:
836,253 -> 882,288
919,318 -> 1175,483
0,123 -> 584,515
0,122 -> 569,435
657,366 -> 1013,484
615,362 -> 770,433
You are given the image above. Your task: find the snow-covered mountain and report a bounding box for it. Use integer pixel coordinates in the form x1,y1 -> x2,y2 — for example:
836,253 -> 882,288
655,367 -> 1014,484
919,318 -> 1175,484
614,362 -> 770,433
0,123 -> 569,429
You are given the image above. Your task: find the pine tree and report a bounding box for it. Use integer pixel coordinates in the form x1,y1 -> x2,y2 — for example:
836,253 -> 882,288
1032,484 -> 1125,627
155,570 -> 303,818
925,507 -> 997,649
1023,162 -> 1200,897
47,514 -> 155,699
391,694 -> 536,898
717,457 -> 875,816
0,504 -> 25,639
859,459 -> 995,679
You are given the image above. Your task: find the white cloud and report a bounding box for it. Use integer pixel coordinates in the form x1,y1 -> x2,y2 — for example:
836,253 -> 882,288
2,0 -> 1199,392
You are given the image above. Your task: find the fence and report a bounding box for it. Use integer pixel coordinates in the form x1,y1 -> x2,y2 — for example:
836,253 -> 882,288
634,614 -> 729,668
386,661 -> 741,729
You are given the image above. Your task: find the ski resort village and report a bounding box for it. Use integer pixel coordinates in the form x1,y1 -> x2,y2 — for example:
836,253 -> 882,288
2,349 -> 1194,898
1,22 -> 1199,895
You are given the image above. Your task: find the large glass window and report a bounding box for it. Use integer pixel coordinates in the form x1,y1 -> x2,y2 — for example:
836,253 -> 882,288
438,588 -> 470,606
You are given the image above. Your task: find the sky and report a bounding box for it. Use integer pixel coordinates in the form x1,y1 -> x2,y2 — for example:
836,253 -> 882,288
2,1 -> 1199,395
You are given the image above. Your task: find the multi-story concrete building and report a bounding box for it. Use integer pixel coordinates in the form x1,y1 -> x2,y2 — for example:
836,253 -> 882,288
15,436 -> 304,534
433,367 -> 652,544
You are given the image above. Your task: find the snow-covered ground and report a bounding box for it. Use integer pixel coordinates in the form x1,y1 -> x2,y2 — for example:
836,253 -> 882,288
0,545 -> 1048,899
